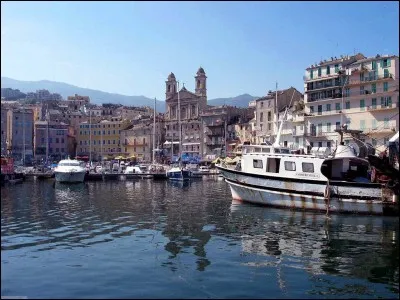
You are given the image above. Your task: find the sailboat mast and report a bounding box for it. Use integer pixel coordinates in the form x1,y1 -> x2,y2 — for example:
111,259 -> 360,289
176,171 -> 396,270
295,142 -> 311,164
89,106 -> 92,163
153,97 -> 156,164
178,81 -> 181,162
275,82 -> 278,144
46,102 -> 49,164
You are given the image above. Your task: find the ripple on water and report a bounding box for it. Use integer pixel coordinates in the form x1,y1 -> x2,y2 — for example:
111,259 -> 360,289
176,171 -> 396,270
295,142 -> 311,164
1,180 -> 399,299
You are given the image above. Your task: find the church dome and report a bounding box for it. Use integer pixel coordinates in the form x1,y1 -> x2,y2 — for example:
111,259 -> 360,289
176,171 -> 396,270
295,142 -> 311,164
197,67 -> 205,75
168,72 -> 176,80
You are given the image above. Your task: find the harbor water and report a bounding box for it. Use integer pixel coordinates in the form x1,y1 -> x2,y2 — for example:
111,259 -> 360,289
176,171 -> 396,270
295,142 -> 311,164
1,178 -> 399,299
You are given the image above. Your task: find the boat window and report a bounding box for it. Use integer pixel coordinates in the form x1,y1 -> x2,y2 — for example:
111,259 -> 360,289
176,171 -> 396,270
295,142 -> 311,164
253,159 -> 263,169
254,147 -> 261,153
281,149 -> 290,154
274,149 -> 281,153
262,148 -> 270,153
266,158 -> 280,173
284,161 -> 296,171
302,162 -> 314,173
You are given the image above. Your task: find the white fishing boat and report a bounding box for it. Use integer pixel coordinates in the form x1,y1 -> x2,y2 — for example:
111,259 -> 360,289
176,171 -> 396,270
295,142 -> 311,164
217,88 -> 399,216
54,158 -> 86,183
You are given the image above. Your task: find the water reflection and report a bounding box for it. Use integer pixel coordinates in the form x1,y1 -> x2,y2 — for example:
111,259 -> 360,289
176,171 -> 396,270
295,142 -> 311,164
229,203 -> 399,295
1,180 -> 398,298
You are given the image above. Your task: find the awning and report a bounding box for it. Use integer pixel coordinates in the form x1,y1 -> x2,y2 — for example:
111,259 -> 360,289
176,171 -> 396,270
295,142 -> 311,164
164,141 -> 180,145
182,142 -> 200,146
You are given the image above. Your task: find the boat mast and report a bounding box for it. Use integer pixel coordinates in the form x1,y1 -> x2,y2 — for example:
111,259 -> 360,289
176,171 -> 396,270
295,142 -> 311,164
273,89 -> 296,147
178,81 -> 181,164
275,82 -> 278,145
89,105 -> 92,164
152,97 -> 156,164
46,102 -> 49,164
22,105 -> 26,166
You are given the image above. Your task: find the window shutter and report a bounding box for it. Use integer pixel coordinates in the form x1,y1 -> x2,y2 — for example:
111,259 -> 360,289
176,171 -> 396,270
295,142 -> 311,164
387,59 -> 391,67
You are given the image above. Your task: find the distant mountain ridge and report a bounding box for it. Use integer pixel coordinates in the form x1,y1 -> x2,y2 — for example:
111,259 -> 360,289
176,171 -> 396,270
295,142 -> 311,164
1,77 -> 259,112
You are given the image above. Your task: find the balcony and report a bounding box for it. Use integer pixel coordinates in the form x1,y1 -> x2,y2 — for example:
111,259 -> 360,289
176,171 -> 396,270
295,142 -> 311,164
303,72 -> 341,82
205,129 -> 224,136
206,140 -> 224,146
204,121 -> 224,127
347,74 -> 394,86
366,103 -> 398,111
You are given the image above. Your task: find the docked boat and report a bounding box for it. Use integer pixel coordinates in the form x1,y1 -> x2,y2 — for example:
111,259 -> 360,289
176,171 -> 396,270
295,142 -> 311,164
217,89 -> 398,215
166,166 -> 191,181
1,156 -> 25,186
217,141 -> 399,215
54,158 -> 86,183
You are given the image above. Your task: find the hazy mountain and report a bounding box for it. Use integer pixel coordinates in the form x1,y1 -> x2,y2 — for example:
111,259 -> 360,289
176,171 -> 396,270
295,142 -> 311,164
207,94 -> 259,107
1,77 -> 259,112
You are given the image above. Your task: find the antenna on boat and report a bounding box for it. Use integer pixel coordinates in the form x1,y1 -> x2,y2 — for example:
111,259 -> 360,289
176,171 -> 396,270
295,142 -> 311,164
273,89 -> 296,147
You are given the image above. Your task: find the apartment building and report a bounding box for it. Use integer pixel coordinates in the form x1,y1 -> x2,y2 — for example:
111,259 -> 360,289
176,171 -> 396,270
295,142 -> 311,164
67,94 -> 90,111
201,106 -> 254,157
6,108 -> 34,162
255,87 -> 303,144
1,107 -> 8,155
120,117 -> 165,162
303,53 -> 399,152
76,119 -> 131,160
34,121 -> 69,161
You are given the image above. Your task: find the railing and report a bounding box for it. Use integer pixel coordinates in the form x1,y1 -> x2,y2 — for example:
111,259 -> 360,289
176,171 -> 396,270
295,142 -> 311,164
347,74 -> 394,86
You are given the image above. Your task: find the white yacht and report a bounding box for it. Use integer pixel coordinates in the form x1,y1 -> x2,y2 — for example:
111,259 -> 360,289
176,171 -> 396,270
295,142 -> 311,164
54,158 -> 86,183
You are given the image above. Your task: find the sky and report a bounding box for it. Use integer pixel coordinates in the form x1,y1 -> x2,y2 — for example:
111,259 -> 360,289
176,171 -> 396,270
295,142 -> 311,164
1,1 -> 399,100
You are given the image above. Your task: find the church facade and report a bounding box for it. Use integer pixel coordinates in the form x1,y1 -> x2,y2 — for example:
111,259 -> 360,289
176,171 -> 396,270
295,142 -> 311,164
164,67 -> 208,159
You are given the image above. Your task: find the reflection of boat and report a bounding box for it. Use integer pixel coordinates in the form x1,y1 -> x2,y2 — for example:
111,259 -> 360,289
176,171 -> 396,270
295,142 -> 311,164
168,179 -> 191,188
230,203 -> 399,284
54,158 -> 86,183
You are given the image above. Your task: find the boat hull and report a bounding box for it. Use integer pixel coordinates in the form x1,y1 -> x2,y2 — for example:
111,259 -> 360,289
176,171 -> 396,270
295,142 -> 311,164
167,170 -> 190,181
218,166 -> 395,215
55,171 -> 86,183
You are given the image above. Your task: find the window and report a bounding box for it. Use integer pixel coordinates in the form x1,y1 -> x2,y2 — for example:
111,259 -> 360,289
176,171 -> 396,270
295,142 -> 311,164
302,162 -> 314,173
334,64 -> 339,73
336,121 -> 341,130
326,66 -> 330,75
372,61 -> 377,70
360,86 -> 364,95
310,70 -> 313,79
327,141 -> 331,148
335,103 -> 341,112
253,159 -> 263,169
345,88 -> 350,97
284,161 -> 296,171
326,123 -> 331,132
383,82 -> 388,92
310,106 -> 314,113
384,118 -> 389,129
317,105 -> 322,115
259,112 -> 263,122
345,101 -> 350,109
49,138 -> 52,143
261,102 -> 264,108
93,140 -> 96,145
382,58 -> 391,68
267,111 -> 271,121
318,68 -> 321,76
372,119 -> 377,130
384,69 -> 389,78
326,104 -> 331,111
371,83 -> 376,94
266,158 -> 280,173
360,99 -> 365,111
56,148 -> 59,153
360,120 -> 366,130
372,98 -> 377,109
